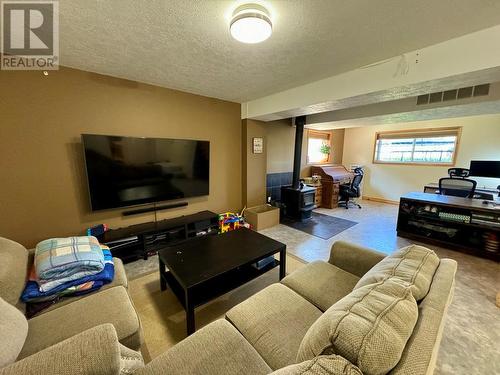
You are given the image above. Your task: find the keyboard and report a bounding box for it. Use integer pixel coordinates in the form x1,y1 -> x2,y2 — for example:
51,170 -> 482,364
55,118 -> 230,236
439,212 -> 471,223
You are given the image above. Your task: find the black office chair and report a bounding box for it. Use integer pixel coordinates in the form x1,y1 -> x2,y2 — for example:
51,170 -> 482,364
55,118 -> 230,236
438,177 -> 476,198
339,169 -> 363,209
447,168 -> 470,178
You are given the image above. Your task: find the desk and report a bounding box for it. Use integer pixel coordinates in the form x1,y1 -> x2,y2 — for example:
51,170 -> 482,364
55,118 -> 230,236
423,183 -> 499,201
311,165 -> 353,208
397,192 -> 500,261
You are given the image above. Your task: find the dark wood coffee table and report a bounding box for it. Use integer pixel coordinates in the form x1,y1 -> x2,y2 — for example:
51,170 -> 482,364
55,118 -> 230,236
158,228 -> 286,335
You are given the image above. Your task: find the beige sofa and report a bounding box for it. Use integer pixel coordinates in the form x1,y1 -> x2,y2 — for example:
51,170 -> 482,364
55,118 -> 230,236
136,241 -> 456,375
1,238 -> 456,375
0,237 -> 143,374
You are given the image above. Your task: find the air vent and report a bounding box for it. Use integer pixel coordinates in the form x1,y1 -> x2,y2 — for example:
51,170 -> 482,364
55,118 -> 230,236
416,83 -> 490,105
443,89 -> 458,101
416,94 -> 429,105
457,86 -> 473,99
429,92 -> 443,103
473,84 -> 490,97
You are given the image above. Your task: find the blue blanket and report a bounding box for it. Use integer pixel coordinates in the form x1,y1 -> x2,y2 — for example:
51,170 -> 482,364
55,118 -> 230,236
22,250 -> 114,303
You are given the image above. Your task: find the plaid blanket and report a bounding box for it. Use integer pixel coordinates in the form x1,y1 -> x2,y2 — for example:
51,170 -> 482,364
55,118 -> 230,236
23,248 -> 114,302
35,236 -> 105,292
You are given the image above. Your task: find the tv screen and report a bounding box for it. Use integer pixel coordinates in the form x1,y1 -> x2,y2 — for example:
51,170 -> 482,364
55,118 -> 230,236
82,134 -> 209,211
469,160 -> 500,178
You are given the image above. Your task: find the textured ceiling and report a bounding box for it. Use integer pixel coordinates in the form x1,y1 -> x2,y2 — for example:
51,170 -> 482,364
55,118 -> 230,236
59,0 -> 500,103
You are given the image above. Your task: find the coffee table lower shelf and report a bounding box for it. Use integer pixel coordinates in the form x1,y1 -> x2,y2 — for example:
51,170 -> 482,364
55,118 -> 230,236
159,258 -> 283,335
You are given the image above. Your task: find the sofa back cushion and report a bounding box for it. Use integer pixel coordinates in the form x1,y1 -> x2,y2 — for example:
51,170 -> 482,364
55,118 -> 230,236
389,259 -> 457,375
271,355 -> 362,375
354,244 -> 440,301
0,237 -> 28,305
0,297 -> 28,367
297,278 -> 418,375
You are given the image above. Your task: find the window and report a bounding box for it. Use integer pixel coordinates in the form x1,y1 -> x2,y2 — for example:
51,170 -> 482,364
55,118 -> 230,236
373,127 -> 461,165
307,130 -> 331,164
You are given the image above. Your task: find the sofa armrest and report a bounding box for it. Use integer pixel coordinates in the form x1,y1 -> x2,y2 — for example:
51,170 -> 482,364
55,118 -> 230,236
0,324 -> 121,375
328,241 -> 386,278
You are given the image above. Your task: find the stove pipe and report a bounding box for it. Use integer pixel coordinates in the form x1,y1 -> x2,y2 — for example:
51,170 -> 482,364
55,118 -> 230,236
292,116 -> 306,189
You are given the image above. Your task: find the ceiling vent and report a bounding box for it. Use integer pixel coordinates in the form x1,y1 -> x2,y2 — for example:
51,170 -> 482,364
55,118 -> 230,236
416,83 -> 490,106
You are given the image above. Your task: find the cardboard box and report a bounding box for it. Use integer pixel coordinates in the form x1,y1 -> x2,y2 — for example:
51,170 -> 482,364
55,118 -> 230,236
244,204 -> 280,231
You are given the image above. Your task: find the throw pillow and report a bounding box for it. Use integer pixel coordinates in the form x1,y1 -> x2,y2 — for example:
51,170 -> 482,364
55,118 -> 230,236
354,244 -> 440,301
297,278 -> 418,375
271,355 -> 362,375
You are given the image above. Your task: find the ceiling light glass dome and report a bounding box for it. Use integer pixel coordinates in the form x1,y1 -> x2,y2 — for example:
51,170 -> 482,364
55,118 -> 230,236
230,4 -> 272,44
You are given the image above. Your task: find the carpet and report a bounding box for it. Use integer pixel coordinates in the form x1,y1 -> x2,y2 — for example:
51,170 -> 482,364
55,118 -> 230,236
281,212 -> 357,239
127,254 -> 306,360
124,254 -> 160,280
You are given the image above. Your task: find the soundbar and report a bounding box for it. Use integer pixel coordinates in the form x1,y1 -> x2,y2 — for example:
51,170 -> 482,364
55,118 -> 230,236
123,202 -> 188,216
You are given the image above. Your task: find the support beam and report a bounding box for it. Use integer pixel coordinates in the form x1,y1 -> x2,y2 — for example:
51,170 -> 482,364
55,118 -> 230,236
292,116 -> 306,189
242,25 -> 500,121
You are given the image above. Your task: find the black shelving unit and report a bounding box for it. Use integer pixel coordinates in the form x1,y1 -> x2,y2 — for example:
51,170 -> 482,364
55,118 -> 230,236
97,210 -> 219,261
397,192 -> 500,262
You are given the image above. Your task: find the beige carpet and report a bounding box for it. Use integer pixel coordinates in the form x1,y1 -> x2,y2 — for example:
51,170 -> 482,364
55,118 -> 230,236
128,253 -> 305,360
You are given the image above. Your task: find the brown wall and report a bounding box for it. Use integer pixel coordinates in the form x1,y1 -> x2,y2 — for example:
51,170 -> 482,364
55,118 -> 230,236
0,67 -> 241,247
266,119 -> 296,173
266,122 -> 345,176
241,119 -> 267,207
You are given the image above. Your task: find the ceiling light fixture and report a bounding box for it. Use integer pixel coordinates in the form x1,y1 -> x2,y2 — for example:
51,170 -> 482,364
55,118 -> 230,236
230,3 -> 272,44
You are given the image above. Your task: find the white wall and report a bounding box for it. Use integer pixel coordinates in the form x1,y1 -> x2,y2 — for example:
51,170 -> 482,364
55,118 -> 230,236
342,114 -> 500,202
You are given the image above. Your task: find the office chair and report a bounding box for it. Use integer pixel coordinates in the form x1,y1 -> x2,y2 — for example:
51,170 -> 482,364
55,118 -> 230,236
447,168 -> 470,178
438,177 -> 476,198
338,169 -> 363,209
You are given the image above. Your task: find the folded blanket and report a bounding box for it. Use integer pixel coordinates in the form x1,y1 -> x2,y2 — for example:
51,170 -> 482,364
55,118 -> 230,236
22,248 -> 114,302
22,280 -> 104,303
25,281 -> 104,318
35,236 -> 105,292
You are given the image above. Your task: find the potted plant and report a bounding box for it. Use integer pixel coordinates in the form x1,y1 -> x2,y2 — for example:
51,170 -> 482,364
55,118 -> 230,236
319,143 -> 331,158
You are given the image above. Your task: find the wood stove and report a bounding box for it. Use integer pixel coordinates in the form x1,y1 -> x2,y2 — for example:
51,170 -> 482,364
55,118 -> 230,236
281,185 -> 316,221
281,116 -> 316,221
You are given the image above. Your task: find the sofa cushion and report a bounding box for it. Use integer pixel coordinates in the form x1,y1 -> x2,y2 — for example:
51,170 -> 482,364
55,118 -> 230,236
226,283 -> 322,370
297,278 -> 418,375
0,297 -> 28,367
354,244 -> 440,301
281,261 -> 360,311
18,286 -> 142,359
33,256 -> 129,315
270,355 -> 362,375
0,237 -> 28,306
134,319 -> 271,375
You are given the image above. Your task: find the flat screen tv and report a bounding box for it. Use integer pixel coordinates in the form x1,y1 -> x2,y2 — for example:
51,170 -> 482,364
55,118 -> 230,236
82,134 -> 209,211
469,160 -> 500,178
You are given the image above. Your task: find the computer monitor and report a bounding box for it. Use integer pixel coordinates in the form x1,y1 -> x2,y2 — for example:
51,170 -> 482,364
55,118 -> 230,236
469,160 -> 500,178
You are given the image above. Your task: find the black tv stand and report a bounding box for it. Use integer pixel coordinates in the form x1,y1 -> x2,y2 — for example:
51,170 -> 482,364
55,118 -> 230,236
97,211 -> 219,262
